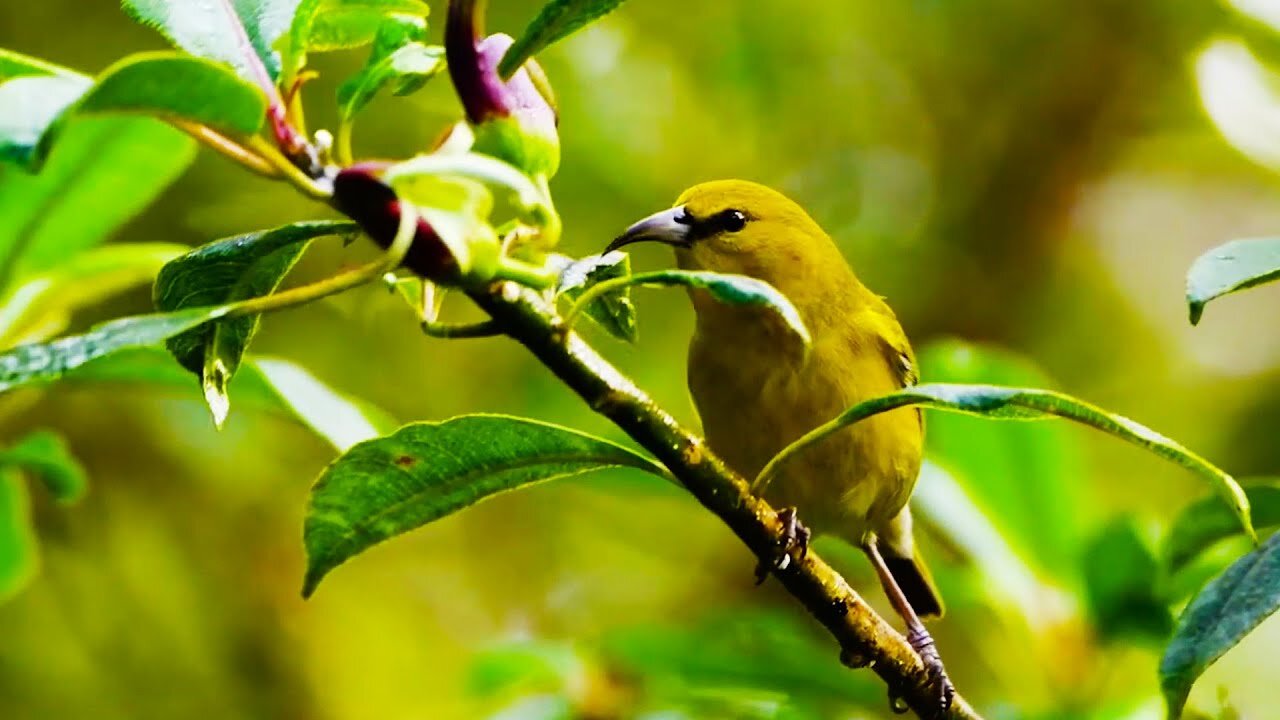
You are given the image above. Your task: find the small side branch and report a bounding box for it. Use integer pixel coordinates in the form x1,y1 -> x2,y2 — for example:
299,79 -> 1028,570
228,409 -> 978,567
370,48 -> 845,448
467,282 -> 983,720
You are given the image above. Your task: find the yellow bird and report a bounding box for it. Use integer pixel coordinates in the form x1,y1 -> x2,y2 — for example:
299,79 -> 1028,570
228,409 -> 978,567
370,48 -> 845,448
607,179 -> 952,703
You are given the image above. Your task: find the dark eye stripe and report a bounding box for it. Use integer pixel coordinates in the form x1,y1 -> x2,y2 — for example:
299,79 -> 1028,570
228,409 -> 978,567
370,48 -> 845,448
687,208 -> 749,240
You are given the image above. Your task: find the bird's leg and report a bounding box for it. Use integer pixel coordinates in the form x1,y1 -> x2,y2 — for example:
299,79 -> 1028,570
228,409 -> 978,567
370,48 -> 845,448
755,507 -> 811,584
862,537 -> 954,717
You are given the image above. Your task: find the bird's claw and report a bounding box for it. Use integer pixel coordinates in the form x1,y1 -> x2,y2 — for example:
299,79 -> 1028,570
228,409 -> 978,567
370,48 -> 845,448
906,626 -> 955,718
754,507 -> 811,584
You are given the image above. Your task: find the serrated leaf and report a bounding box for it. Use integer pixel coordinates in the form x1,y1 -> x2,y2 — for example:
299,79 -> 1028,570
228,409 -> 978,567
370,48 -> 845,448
498,0 -> 629,78
78,53 -> 266,137
279,0 -> 430,77
1165,482 -> 1280,575
555,252 -> 636,342
302,414 -> 667,596
121,0 -> 300,84
1160,532 -> 1280,719
1186,238 -> 1280,325
0,116 -> 195,277
337,16 -> 443,119
153,220 -> 357,425
0,305 -> 230,394
0,243 -> 187,346
1083,517 -> 1173,644
0,430 -> 87,503
758,383 -> 1253,543
918,339 -> 1085,576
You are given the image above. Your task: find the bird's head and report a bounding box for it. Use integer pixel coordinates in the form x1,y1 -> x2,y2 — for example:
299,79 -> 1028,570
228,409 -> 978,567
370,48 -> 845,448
606,179 -> 846,288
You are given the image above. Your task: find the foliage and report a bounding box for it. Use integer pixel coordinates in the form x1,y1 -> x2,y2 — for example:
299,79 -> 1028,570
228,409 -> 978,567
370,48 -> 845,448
2,0 -> 1280,719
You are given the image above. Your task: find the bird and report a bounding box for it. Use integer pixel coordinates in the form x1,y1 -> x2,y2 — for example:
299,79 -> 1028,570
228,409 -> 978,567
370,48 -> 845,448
606,179 -> 952,708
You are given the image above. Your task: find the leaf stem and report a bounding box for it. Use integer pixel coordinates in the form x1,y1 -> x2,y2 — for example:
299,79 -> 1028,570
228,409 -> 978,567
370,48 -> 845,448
493,256 -> 557,289
754,394 -> 917,495
561,270 -> 712,330
421,318 -> 500,338
171,120 -> 278,177
248,136 -> 332,200
227,203 -> 417,318
335,117 -> 355,167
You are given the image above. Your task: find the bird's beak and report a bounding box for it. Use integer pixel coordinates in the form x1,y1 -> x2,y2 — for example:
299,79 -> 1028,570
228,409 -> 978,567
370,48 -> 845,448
605,206 -> 692,254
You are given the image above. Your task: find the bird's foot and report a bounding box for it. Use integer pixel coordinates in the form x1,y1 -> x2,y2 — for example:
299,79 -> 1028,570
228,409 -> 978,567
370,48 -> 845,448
754,507 -> 811,585
906,625 -> 955,718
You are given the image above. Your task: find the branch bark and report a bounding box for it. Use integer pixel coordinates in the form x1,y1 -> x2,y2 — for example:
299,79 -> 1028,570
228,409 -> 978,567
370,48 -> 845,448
468,281 -> 984,720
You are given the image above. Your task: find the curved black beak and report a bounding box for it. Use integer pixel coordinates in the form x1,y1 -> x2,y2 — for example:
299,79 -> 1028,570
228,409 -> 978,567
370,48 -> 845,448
605,206 -> 692,254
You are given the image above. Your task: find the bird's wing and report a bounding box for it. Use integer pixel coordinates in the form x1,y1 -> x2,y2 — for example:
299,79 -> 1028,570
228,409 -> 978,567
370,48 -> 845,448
868,307 -> 922,427
866,307 -> 917,389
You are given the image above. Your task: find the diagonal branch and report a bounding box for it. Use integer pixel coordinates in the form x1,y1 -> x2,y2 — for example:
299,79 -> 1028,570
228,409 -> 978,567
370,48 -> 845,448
467,281 -> 984,720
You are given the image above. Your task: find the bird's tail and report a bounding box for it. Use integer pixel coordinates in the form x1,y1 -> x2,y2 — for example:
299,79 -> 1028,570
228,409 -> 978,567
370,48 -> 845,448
881,545 -> 944,619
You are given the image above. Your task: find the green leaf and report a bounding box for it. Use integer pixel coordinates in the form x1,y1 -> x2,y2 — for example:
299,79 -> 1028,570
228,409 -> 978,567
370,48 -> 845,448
253,356 -> 397,451
153,220 -> 357,426
1,53 -> 261,172
279,0 -> 430,77
1160,531 -> 1280,719
59,346 -> 280,415
0,431 -> 87,503
1164,482 -> 1280,575
918,339 -> 1085,576
121,0 -> 301,84
0,470 -> 36,603
467,640 -> 584,698
0,50 -> 90,168
56,347 -> 394,452
0,305 -> 230,394
757,383 -> 1254,543
78,53 -> 267,137
0,73 -> 92,168
0,430 -> 87,604
337,17 -> 443,119
579,269 -> 809,347
0,242 -> 187,346
554,252 -> 636,342
1187,238 -> 1280,325
498,0 -> 630,78
600,610 -> 880,709
302,415 -> 667,596
1083,517 -> 1173,644
0,48 -> 77,81
0,116 -> 196,277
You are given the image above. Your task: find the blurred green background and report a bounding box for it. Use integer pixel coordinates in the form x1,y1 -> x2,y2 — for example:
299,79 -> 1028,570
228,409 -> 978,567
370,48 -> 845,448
5,0 -> 1280,718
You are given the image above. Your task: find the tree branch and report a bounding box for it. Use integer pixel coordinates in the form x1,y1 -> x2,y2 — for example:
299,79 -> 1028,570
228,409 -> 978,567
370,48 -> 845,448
467,281 -> 984,720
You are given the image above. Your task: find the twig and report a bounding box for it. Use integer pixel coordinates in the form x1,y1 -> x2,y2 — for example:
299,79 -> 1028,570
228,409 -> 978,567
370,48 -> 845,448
467,281 -> 984,720
170,120 -> 278,178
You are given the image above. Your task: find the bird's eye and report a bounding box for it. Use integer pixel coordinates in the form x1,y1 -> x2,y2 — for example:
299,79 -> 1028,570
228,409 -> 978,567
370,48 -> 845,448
717,209 -> 747,233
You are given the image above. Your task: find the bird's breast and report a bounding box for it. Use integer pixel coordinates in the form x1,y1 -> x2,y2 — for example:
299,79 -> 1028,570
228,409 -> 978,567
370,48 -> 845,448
687,326 -> 922,538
